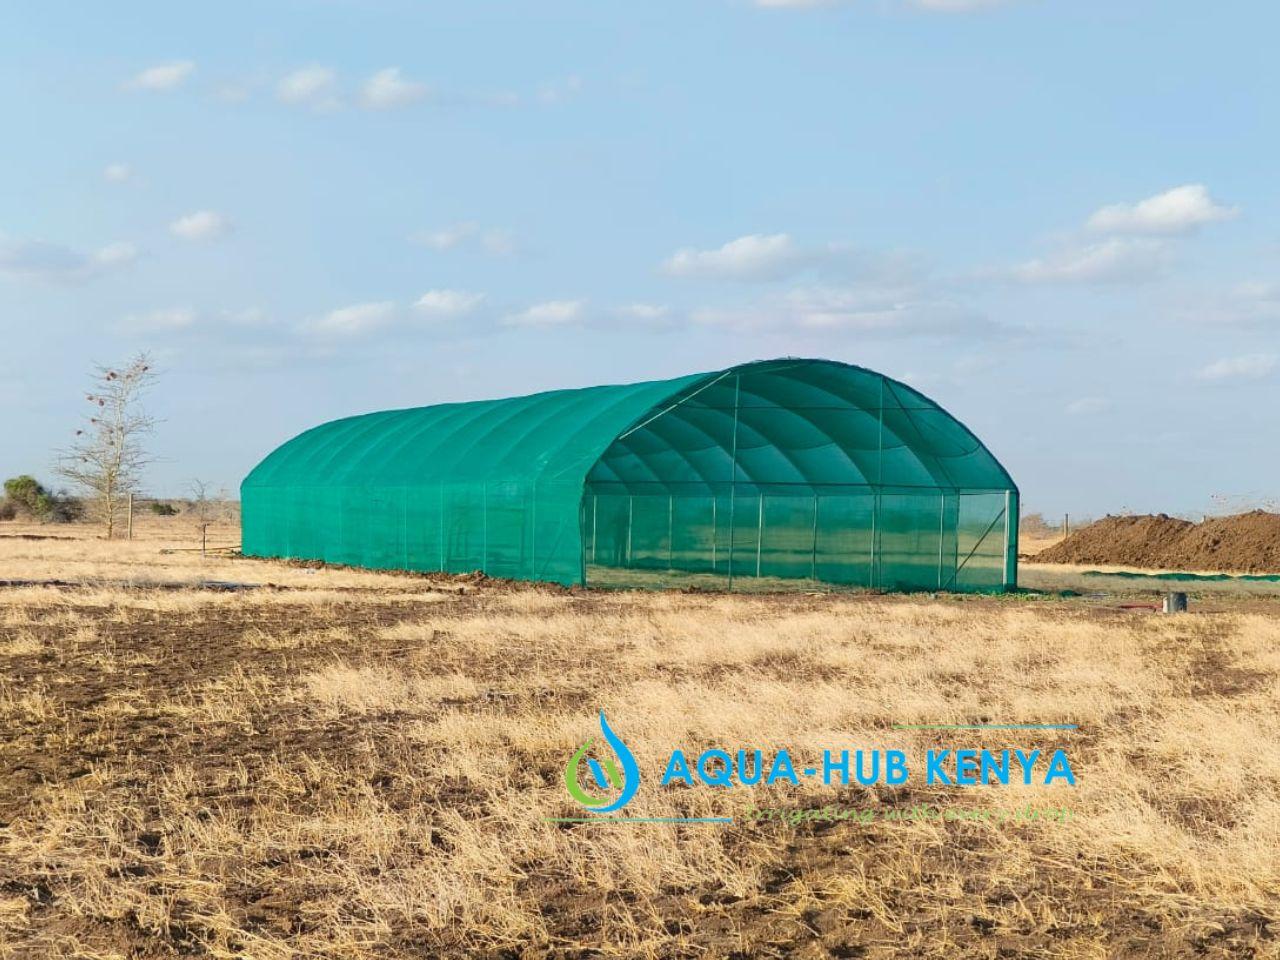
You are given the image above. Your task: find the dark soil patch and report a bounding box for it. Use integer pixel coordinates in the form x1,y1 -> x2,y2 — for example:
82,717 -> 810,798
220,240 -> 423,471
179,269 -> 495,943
1036,511 -> 1280,574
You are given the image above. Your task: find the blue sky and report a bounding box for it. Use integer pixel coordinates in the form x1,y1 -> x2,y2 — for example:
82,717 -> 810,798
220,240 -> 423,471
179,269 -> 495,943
2,0 -> 1276,517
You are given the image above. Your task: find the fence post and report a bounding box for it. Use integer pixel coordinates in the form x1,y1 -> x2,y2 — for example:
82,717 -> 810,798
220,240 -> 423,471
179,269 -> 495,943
127,494 -> 133,540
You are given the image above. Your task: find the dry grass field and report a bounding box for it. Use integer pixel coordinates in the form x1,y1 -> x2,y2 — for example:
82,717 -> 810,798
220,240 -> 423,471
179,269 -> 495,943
1,520 -> 1278,958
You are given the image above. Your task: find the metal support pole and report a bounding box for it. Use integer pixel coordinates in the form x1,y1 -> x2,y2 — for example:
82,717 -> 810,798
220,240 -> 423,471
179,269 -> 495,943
482,482 -> 488,574
1003,490 -> 1017,591
810,494 -> 819,581
726,375 -> 741,591
667,495 -> 674,570
438,482 -> 445,571
869,494 -> 878,589
937,495 -> 946,589
755,494 -> 764,578
711,497 -> 717,571
591,495 -> 598,563
953,494 -> 961,585
626,495 -> 633,568
872,378 -> 884,589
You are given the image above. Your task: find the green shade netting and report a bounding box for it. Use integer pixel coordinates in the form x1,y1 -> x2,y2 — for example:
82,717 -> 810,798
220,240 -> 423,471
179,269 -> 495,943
242,358 -> 1018,589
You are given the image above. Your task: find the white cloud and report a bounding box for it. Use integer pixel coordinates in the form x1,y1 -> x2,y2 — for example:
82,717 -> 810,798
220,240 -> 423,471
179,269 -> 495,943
307,301 -> 398,336
1009,238 -> 1170,284
94,241 -> 138,266
1183,281 -> 1280,327
170,210 -> 231,241
691,283 -> 996,338
117,307 -> 198,334
411,222 -> 516,255
103,163 -> 132,183
414,289 -> 485,317
664,233 -> 807,281
617,303 -> 671,322
0,237 -> 136,283
363,68 -> 429,109
415,223 -> 478,250
1196,354 -> 1277,382
1065,397 -> 1111,416
503,300 -> 584,327
277,65 -> 338,108
225,306 -> 271,326
1087,184 -> 1238,236
126,61 -> 195,91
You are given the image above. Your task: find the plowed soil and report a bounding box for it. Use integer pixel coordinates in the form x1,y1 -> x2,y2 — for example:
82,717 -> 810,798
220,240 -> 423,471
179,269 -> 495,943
3,521 -> 1279,959
1035,510 -> 1280,573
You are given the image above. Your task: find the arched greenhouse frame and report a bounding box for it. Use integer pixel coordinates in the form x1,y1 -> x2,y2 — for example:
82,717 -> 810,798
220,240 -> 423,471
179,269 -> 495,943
242,358 -> 1018,592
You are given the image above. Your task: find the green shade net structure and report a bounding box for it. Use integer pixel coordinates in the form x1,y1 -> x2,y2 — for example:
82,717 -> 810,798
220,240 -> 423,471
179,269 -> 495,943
242,358 -> 1018,591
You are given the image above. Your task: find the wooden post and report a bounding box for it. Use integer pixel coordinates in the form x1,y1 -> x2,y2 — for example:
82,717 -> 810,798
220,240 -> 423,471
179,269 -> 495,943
1064,514 -> 1070,540
201,523 -> 207,557
127,494 -> 134,540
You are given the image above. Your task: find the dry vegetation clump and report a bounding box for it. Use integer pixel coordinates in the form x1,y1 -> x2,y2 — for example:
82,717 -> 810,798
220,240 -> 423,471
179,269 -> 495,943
0,526 -> 1277,958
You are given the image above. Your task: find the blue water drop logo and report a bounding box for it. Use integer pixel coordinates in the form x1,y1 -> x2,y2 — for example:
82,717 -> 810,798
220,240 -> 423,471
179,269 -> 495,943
564,711 -> 641,812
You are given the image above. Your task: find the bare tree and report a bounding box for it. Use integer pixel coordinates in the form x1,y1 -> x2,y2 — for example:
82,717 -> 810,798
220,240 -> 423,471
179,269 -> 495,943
189,478 -> 214,526
57,354 -> 158,538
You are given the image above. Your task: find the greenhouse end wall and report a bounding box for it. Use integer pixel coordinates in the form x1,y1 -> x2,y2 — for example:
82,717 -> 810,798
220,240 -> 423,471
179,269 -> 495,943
580,488 -> 1017,592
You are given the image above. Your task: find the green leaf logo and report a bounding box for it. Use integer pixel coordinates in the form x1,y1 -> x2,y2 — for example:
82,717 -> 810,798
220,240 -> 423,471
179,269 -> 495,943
564,712 -> 640,812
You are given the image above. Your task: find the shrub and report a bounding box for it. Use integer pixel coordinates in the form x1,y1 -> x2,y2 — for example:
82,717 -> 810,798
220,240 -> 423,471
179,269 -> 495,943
149,502 -> 179,516
1,475 -> 82,523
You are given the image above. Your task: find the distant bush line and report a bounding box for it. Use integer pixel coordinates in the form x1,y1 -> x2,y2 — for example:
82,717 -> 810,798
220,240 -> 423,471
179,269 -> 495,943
1,474 -> 239,524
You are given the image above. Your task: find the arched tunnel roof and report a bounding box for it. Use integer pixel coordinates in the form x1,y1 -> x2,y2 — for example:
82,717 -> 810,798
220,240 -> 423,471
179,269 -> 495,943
242,358 -> 1015,495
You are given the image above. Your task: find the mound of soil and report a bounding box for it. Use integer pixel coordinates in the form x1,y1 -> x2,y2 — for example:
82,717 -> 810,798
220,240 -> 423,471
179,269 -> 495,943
1035,510 -> 1280,574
